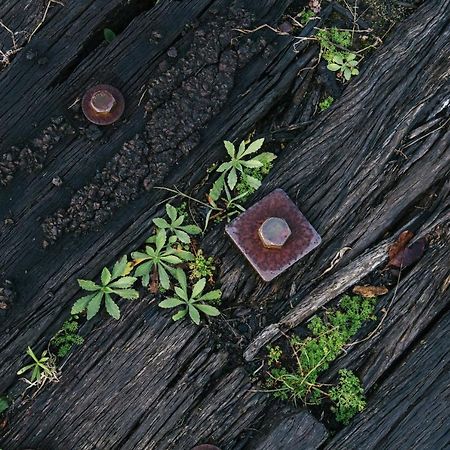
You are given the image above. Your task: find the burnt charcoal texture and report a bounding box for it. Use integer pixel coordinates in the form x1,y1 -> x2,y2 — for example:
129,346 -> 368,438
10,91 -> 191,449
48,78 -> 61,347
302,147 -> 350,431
0,118 -> 74,186
41,6 -> 265,242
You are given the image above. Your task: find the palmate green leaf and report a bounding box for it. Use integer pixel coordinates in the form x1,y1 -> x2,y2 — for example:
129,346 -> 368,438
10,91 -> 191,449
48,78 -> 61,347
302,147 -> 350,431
196,304 -> 221,317
26,346 -> 39,362
108,276 -> 137,289
175,268 -> 188,291
216,161 -> 233,173
254,152 -> 277,164
180,224 -> 201,235
132,250 -> 152,260
173,248 -> 195,261
189,305 -> 201,325
351,68 -> 359,75
86,291 -> 104,320
153,217 -> 169,229
224,140 -> 235,158
209,173 -> 225,202
105,294 -> 120,320
240,159 -> 264,169
346,53 -> 356,61
155,229 -> 167,250
17,363 -> 35,375
134,261 -> 153,286
237,140 -> 246,158
112,288 -> 139,300
192,278 -> 206,298
112,255 -> 128,279
172,309 -> 187,321
71,294 -> 94,315
227,167 -> 238,190
245,174 -> 262,190
31,365 -> 41,382
327,63 -> 341,71
166,203 -> 178,222
101,267 -> 112,286
78,279 -> 99,291
161,254 -> 183,265
344,68 -> 352,80
242,137 -> 264,157
197,289 -> 222,302
158,264 -> 171,290
333,54 -> 344,64
174,285 -> 188,301
174,229 -> 191,244
159,297 -> 185,308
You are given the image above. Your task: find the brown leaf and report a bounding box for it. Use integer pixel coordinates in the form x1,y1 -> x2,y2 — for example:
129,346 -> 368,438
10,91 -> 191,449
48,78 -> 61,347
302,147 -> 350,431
353,285 -> 389,297
388,230 -> 414,262
389,237 -> 427,269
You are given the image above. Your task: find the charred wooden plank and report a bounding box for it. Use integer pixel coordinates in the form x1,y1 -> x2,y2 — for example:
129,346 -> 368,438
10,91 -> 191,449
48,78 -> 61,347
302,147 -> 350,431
324,310 -> 450,450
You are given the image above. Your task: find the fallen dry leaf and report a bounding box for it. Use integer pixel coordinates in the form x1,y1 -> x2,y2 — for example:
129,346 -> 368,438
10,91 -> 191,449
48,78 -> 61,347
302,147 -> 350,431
353,285 -> 389,297
388,230 -> 414,262
389,237 -> 427,269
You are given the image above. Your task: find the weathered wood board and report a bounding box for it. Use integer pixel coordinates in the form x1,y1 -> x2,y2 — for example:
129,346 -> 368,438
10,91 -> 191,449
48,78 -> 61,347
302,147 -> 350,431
0,0 -> 449,448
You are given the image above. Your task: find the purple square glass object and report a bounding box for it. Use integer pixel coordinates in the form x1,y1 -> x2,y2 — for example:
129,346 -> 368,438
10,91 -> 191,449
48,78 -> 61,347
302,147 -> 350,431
225,189 -> 321,282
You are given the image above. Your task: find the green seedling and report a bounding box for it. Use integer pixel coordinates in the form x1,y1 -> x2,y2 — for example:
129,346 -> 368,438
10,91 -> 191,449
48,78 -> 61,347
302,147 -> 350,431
103,28 -> 116,43
153,203 -> 201,243
17,347 -> 57,383
209,138 -> 276,202
72,256 -> 138,320
319,96 -> 334,111
158,268 -> 221,325
327,53 -> 359,81
132,229 -> 194,289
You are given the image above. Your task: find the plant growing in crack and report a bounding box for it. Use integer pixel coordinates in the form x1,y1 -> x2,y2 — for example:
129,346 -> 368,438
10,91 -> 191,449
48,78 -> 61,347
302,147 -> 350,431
17,347 -> 58,385
264,295 -> 375,423
132,229 -> 194,290
327,53 -> 359,81
153,203 -> 201,243
71,256 -> 138,320
158,268 -> 221,324
50,316 -> 84,358
329,369 -> 366,424
209,138 -> 276,203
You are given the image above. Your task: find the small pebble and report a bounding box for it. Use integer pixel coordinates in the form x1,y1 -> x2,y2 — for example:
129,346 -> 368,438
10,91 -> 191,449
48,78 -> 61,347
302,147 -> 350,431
167,47 -> 178,58
52,176 -> 63,187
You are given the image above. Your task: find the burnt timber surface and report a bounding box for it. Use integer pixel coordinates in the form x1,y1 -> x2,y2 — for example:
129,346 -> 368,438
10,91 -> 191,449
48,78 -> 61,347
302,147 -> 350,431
0,0 -> 449,449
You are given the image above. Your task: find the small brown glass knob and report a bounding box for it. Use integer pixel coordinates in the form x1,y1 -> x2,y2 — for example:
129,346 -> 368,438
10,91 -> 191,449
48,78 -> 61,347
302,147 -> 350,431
258,217 -> 291,249
82,84 -> 125,125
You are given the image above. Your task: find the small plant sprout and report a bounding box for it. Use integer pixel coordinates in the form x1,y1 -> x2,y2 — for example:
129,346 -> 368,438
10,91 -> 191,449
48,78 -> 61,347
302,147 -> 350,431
103,28 -> 116,43
188,249 -> 216,281
209,138 -> 276,203
327,53 -> 360,81
153,203 -> 201,243
17,347 -> 58,385
329,369 -> 366,424
51,316 -> 84,358
0,396 -> 9,414
158,268 -> 221,325
71,256 -> 138,320
132,229 -> 194,289
319,96 -> 334,111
